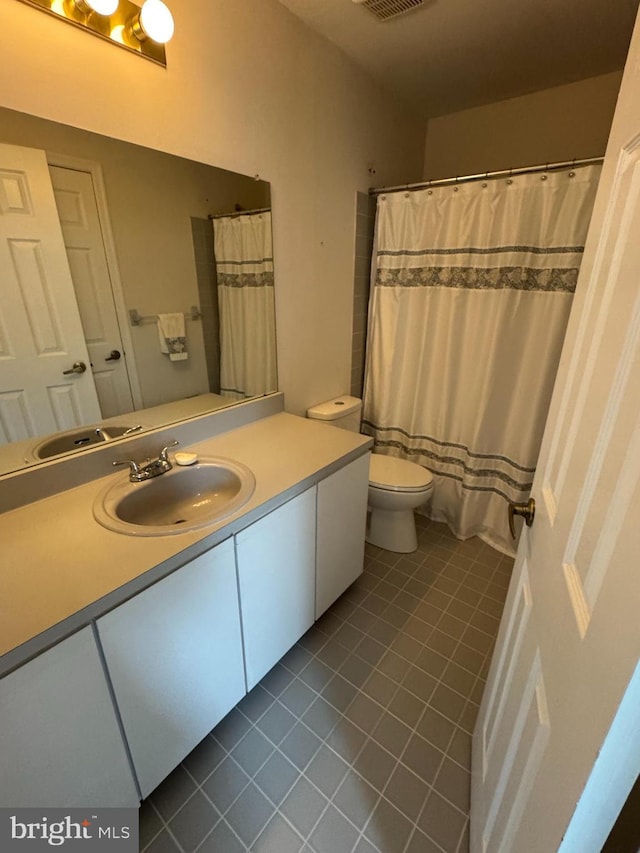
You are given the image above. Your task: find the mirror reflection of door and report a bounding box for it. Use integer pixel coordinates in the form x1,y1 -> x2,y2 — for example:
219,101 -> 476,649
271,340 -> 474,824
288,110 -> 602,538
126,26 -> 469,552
48,163 -> 136,419
0,142 -> 101,443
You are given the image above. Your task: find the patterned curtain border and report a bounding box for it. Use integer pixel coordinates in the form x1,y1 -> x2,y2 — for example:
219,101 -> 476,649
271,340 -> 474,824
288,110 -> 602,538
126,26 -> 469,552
217,271 -> 275,288
375,265 -> 580,293
362,422 -> 535,502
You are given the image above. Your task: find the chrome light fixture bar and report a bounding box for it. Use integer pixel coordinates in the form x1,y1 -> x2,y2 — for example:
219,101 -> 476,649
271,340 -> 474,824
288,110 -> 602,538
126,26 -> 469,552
16,0 -> 174,67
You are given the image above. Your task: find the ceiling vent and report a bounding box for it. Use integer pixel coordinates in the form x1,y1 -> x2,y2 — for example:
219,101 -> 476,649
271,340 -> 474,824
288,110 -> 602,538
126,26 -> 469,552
353,0 -> 427,22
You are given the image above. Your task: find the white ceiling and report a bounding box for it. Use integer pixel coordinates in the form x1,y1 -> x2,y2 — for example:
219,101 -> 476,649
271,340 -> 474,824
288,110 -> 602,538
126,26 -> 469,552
277,0 -> 639,119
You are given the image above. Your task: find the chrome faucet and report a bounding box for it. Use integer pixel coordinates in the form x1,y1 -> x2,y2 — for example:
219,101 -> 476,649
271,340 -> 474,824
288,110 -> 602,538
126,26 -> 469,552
113,440 -> 179,482
95,428 -> 113,442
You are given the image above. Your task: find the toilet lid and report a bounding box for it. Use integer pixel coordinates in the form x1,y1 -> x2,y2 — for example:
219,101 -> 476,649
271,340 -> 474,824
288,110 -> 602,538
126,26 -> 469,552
369,454 -> 433,492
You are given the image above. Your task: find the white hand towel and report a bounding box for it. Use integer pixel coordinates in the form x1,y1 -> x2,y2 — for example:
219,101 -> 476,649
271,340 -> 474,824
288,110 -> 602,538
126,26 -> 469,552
157,313 -> 189,361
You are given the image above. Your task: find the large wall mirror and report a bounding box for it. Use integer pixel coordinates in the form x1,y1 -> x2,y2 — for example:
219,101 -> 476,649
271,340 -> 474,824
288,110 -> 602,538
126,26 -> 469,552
0,106 -> 277,476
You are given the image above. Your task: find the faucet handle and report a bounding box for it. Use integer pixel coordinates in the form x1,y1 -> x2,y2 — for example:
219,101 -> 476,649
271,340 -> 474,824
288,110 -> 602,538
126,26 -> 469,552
159,440 -> 179,463
113,458 -> 142,475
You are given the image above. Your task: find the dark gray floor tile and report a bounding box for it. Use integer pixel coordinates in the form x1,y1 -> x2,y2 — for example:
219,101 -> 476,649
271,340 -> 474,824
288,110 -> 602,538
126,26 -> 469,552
304,745 -> 350,798
226,783 -> 275,847
367,618 -> 400,647
390,634 -> 423,662
280,644 -> 315,675
429,683 -> 467,724
144,829 -> 182,853
352,835 -> 380,853
326,717 -> 368,763
298,659 -> 335,693
348,607 -> 378,634
316,611 -> 344,638
403,665 -> 438,703
415,647 -> 449,680
182,735 -> 227,784
387,686 -> 425,729
405,827 -> 443,853
279,679 -> 317,717
458,700 -> 481,735
232,726 -> 275,777
424,628 -> 459,658
298,626 -> 330,655
213,708 -> 253,751
168,790 -> 219,852
308,804 -> 359,853
280,722 -> 322,771
339,653 -> 375,688
418,789 -> 467,852
332,769 -> 379,830
281,776 -> 329,837
256,701 -> 298,745
361,671 -> 398,707
139,800 -> 162,850
451,642 -> 485,676
416,705 -> 456,753
251,813 -> 304,853
260,663 -> 296,697
150,764 -> 198,821
434,756 -> 471,814
302,697 -> 343,740
371,712 -> 412,758
376,650 -> 412,684
363,796 -> 413,853
202,756 -> 250,814
315,638 -> 350,670
353,740 -> 396,793
401,733 -> 444,786
237,685 -> 275,723
383,763 -> 430,822
441,661 -> 477,699
447,727 -> 472,768
321,674 -> 358,712
344,691 -> 385,733
198,819 -> 246,853
354,635 -> 388,666
254,750 -> 300,806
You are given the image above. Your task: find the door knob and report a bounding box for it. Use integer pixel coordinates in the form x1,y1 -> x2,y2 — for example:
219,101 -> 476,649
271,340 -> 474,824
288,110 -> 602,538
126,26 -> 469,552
105,349 -> 121,361
508,497 -> 535,538
62,361 -> 87,375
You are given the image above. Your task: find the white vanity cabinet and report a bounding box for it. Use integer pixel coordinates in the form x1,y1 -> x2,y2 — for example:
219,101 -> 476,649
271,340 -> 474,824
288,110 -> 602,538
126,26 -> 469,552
0,626 -> 138,808
96,538 -> 245,799
315,453 -> 370,618
236,488 -> 317,691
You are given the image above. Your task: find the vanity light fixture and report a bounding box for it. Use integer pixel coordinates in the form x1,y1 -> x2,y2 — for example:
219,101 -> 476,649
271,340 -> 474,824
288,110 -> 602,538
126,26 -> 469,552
17,0 -> 174,66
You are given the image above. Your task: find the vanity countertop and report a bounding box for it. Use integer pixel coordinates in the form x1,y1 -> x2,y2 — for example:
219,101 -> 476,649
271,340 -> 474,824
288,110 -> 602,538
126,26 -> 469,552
0,413 -> 372,675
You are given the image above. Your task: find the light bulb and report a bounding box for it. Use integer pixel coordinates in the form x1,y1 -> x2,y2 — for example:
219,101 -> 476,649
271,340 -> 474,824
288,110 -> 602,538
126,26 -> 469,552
138,0 -> 174,43
86,0 -> 118,13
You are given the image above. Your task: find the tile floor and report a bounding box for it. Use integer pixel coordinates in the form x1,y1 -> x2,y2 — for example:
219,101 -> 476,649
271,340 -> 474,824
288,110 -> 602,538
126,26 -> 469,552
139,518 -> 514,853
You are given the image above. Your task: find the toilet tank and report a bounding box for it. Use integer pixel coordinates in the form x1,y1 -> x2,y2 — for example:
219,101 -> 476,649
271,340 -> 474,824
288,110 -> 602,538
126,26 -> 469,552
306,396 -> 362,432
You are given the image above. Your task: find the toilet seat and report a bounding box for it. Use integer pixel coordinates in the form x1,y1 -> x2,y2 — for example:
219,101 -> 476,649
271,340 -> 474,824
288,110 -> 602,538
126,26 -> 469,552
369,454 -> 433,493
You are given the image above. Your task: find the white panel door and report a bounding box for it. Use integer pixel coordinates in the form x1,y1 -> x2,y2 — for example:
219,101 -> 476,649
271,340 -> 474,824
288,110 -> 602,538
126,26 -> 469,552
236,489 -> 316,691
471,11 -> 640,853
49,165 -> 135,419
0,626 -> 139,808
97,539 -> 246,799
316,453 -> 369,618
0,143 -> 101,444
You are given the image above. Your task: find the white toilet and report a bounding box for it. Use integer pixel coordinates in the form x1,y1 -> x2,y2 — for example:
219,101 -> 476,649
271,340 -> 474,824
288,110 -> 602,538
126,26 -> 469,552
307,396 -> 433,553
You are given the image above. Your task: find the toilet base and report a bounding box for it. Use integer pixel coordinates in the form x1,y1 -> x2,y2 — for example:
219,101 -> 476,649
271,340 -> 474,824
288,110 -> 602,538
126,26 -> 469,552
366,507 -> 418,553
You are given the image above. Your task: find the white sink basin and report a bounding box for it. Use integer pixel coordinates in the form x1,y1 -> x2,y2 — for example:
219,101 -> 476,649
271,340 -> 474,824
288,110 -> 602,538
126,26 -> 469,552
94,456 -> 256,536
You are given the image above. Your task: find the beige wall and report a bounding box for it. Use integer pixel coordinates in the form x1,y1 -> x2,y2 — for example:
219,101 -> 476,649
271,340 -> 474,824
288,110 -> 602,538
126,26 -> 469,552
0,0 -> 426,416
423,72 -> 623,181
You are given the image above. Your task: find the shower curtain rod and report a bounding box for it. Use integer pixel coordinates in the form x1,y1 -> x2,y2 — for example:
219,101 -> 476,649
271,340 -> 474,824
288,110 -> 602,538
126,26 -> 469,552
208,207 -> 270,220
369,156 -> 604,196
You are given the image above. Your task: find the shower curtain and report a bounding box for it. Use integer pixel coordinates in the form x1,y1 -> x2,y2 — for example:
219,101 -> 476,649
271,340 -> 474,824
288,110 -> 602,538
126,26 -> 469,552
362,166 -> 601,554
213,210 -> 277,399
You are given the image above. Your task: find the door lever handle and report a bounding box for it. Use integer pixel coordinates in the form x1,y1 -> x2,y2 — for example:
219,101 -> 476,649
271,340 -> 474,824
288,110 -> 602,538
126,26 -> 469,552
62,361 -> 87,375
105,349 -> 121,361
508,497 -> 535,538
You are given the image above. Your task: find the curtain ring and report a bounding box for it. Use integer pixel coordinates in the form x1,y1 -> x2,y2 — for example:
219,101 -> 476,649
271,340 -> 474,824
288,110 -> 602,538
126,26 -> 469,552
507,168 -> 513,185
